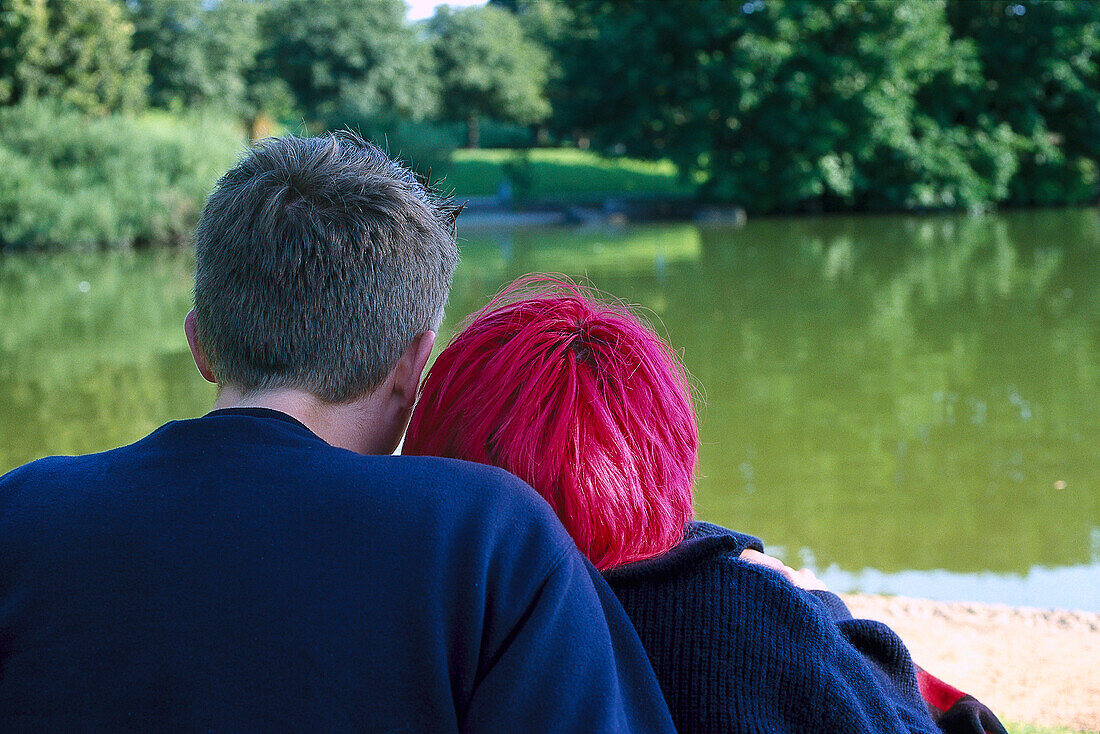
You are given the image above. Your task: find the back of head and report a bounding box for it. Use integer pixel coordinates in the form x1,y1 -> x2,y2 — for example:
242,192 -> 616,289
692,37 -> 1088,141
404,276 -> 697,570
192,132 -> 460,402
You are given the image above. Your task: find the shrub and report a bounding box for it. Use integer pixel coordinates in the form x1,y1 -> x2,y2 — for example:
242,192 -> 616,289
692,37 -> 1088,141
318,112 -> 536,178
476,120 -> 535,149
319,112 -> 461,176
0,101 -> 245,249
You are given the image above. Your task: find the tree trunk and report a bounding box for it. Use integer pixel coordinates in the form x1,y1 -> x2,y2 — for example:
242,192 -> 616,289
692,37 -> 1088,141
466,114 -> 480,149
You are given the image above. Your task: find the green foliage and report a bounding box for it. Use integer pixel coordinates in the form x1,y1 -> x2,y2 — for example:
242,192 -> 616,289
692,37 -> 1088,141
543,0 -> 1100,212
2,0 -> 1097,226
0,101 -> 244,248
257,0 -> 437,124
126,0 -> 262,116
324,117 -> 536,177
473,119 -> 536,149
944,0 -> 1100,206
330,115 -> 463,176
427,4 -> 551,147
0,0 -> 149,114
552,0 -> 1012,212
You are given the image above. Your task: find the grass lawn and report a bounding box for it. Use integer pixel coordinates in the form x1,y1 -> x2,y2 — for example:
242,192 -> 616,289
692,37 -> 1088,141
431,148 -> 696,202
1007,723 -> 1090,734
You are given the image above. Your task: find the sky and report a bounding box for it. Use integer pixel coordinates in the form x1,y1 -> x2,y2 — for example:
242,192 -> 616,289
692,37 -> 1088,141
405,0 -> 487,22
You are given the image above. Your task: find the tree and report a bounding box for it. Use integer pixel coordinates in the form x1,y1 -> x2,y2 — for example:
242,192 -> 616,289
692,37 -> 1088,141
428,5 -> 551,148
944,0 -> 1100,206
550,0 -> 1016,212
0,0 -> 148,114
486,0 -> 570,145
256,0 -> 437,125
126,0 -> 262,116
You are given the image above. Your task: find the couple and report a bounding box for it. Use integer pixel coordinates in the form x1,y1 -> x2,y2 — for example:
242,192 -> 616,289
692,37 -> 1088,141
0,134 -> 999,733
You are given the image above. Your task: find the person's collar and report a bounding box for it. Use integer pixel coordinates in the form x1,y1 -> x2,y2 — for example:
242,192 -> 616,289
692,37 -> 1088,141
204,406 -> 315,434
208,387 -> 396,454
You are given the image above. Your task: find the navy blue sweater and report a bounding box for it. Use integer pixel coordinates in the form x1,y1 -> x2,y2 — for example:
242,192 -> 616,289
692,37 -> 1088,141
603,522 -> 940,734
0,408 -> 675,733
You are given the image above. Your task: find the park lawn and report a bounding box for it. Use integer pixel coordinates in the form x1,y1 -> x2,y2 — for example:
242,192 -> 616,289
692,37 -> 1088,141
434,148 -> 697,202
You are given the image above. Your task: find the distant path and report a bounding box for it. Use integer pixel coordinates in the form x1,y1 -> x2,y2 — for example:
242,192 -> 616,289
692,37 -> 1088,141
842,594 -> 1100,731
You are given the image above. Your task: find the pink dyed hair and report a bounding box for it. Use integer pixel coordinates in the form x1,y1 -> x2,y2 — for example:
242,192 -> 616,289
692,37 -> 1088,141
404,275 -> 697,570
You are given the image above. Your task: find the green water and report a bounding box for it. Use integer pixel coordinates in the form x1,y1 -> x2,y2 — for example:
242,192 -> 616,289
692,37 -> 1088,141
2,209 -> 1098,609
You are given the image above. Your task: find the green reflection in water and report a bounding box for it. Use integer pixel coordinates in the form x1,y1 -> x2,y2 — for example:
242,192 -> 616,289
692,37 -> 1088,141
0,249 -> 214,468
2,210 -> 1098,590
447,211 -> 1100,578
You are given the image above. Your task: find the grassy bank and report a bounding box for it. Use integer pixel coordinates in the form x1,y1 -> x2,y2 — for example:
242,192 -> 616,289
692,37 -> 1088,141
428,148 -> 696,203
1010,724 -> 1091,734
0,110 -> 698,250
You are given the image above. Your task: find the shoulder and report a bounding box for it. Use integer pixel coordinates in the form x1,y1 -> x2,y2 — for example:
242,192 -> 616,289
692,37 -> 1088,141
0,451 -> 128,554
349,454 -> 566,530
603,521 -> 763,587
604,523 -> 837,630
346,454 -> 579,578
0,452 -> 113,507
608,537 -> 842,643
711,553 -> 845,637
372,454 -> 543,503
615,547 -> 907,678
610,549 -> 861,679
0,455 -> 67,487
1,451 -> 105,482
408,455 -> 577,544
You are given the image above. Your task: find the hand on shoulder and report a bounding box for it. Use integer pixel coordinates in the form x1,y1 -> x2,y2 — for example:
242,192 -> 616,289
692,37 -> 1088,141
738,548 -> 828,591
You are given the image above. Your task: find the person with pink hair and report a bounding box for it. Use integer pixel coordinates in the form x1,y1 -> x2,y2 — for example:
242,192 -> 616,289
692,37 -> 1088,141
404,275 -> 1006,734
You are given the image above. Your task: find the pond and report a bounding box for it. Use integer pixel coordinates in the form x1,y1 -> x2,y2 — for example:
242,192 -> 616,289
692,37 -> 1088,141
2,208 -> 1098,611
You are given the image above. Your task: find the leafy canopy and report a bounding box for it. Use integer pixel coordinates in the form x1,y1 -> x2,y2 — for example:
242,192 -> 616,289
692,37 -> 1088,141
256,0 -> 438,123
126,0 -> 263,116
0,0 -> 148,115
428,4 -> 550,146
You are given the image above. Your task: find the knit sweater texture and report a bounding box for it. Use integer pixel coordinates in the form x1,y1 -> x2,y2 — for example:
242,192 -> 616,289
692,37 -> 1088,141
603,521 -> 940,734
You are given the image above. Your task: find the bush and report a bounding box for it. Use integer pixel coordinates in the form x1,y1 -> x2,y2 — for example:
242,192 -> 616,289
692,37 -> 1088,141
319,112 -> 535,178
476,120 -> 535,149
320,112 -> 461,176
0,101 -> 246,249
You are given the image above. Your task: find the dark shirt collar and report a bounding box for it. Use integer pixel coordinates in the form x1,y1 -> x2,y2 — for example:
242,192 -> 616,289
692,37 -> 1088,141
204,407 -> 320,440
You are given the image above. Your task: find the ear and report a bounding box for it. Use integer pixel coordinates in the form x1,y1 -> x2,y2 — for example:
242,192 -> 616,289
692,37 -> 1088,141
184,309 -> 217,384
390,330 -> 437,412
370,330 -> 436,455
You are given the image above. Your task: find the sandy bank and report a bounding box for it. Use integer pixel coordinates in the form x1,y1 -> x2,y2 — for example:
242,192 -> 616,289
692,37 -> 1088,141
841,594 -> 1100,731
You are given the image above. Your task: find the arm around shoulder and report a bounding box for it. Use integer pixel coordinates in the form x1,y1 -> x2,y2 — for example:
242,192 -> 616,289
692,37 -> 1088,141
713,556 -> 940,734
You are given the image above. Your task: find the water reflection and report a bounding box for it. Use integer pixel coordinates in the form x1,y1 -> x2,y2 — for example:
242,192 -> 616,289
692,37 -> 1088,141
0,250 -> 216,469
449,210 -> 1100,594
2,209 -> 1098,609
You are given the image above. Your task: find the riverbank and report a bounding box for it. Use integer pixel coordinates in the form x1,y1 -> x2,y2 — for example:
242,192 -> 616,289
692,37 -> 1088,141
841,594 -> 1100,732
455,195 -> 748,228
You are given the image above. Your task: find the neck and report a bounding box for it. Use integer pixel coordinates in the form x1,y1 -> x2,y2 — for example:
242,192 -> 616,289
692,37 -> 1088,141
214,385 -> 395,455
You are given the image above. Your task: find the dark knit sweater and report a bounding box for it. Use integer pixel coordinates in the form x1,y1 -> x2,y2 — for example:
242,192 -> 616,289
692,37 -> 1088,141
603,521 -> 940,734
0,408 -> 675,733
